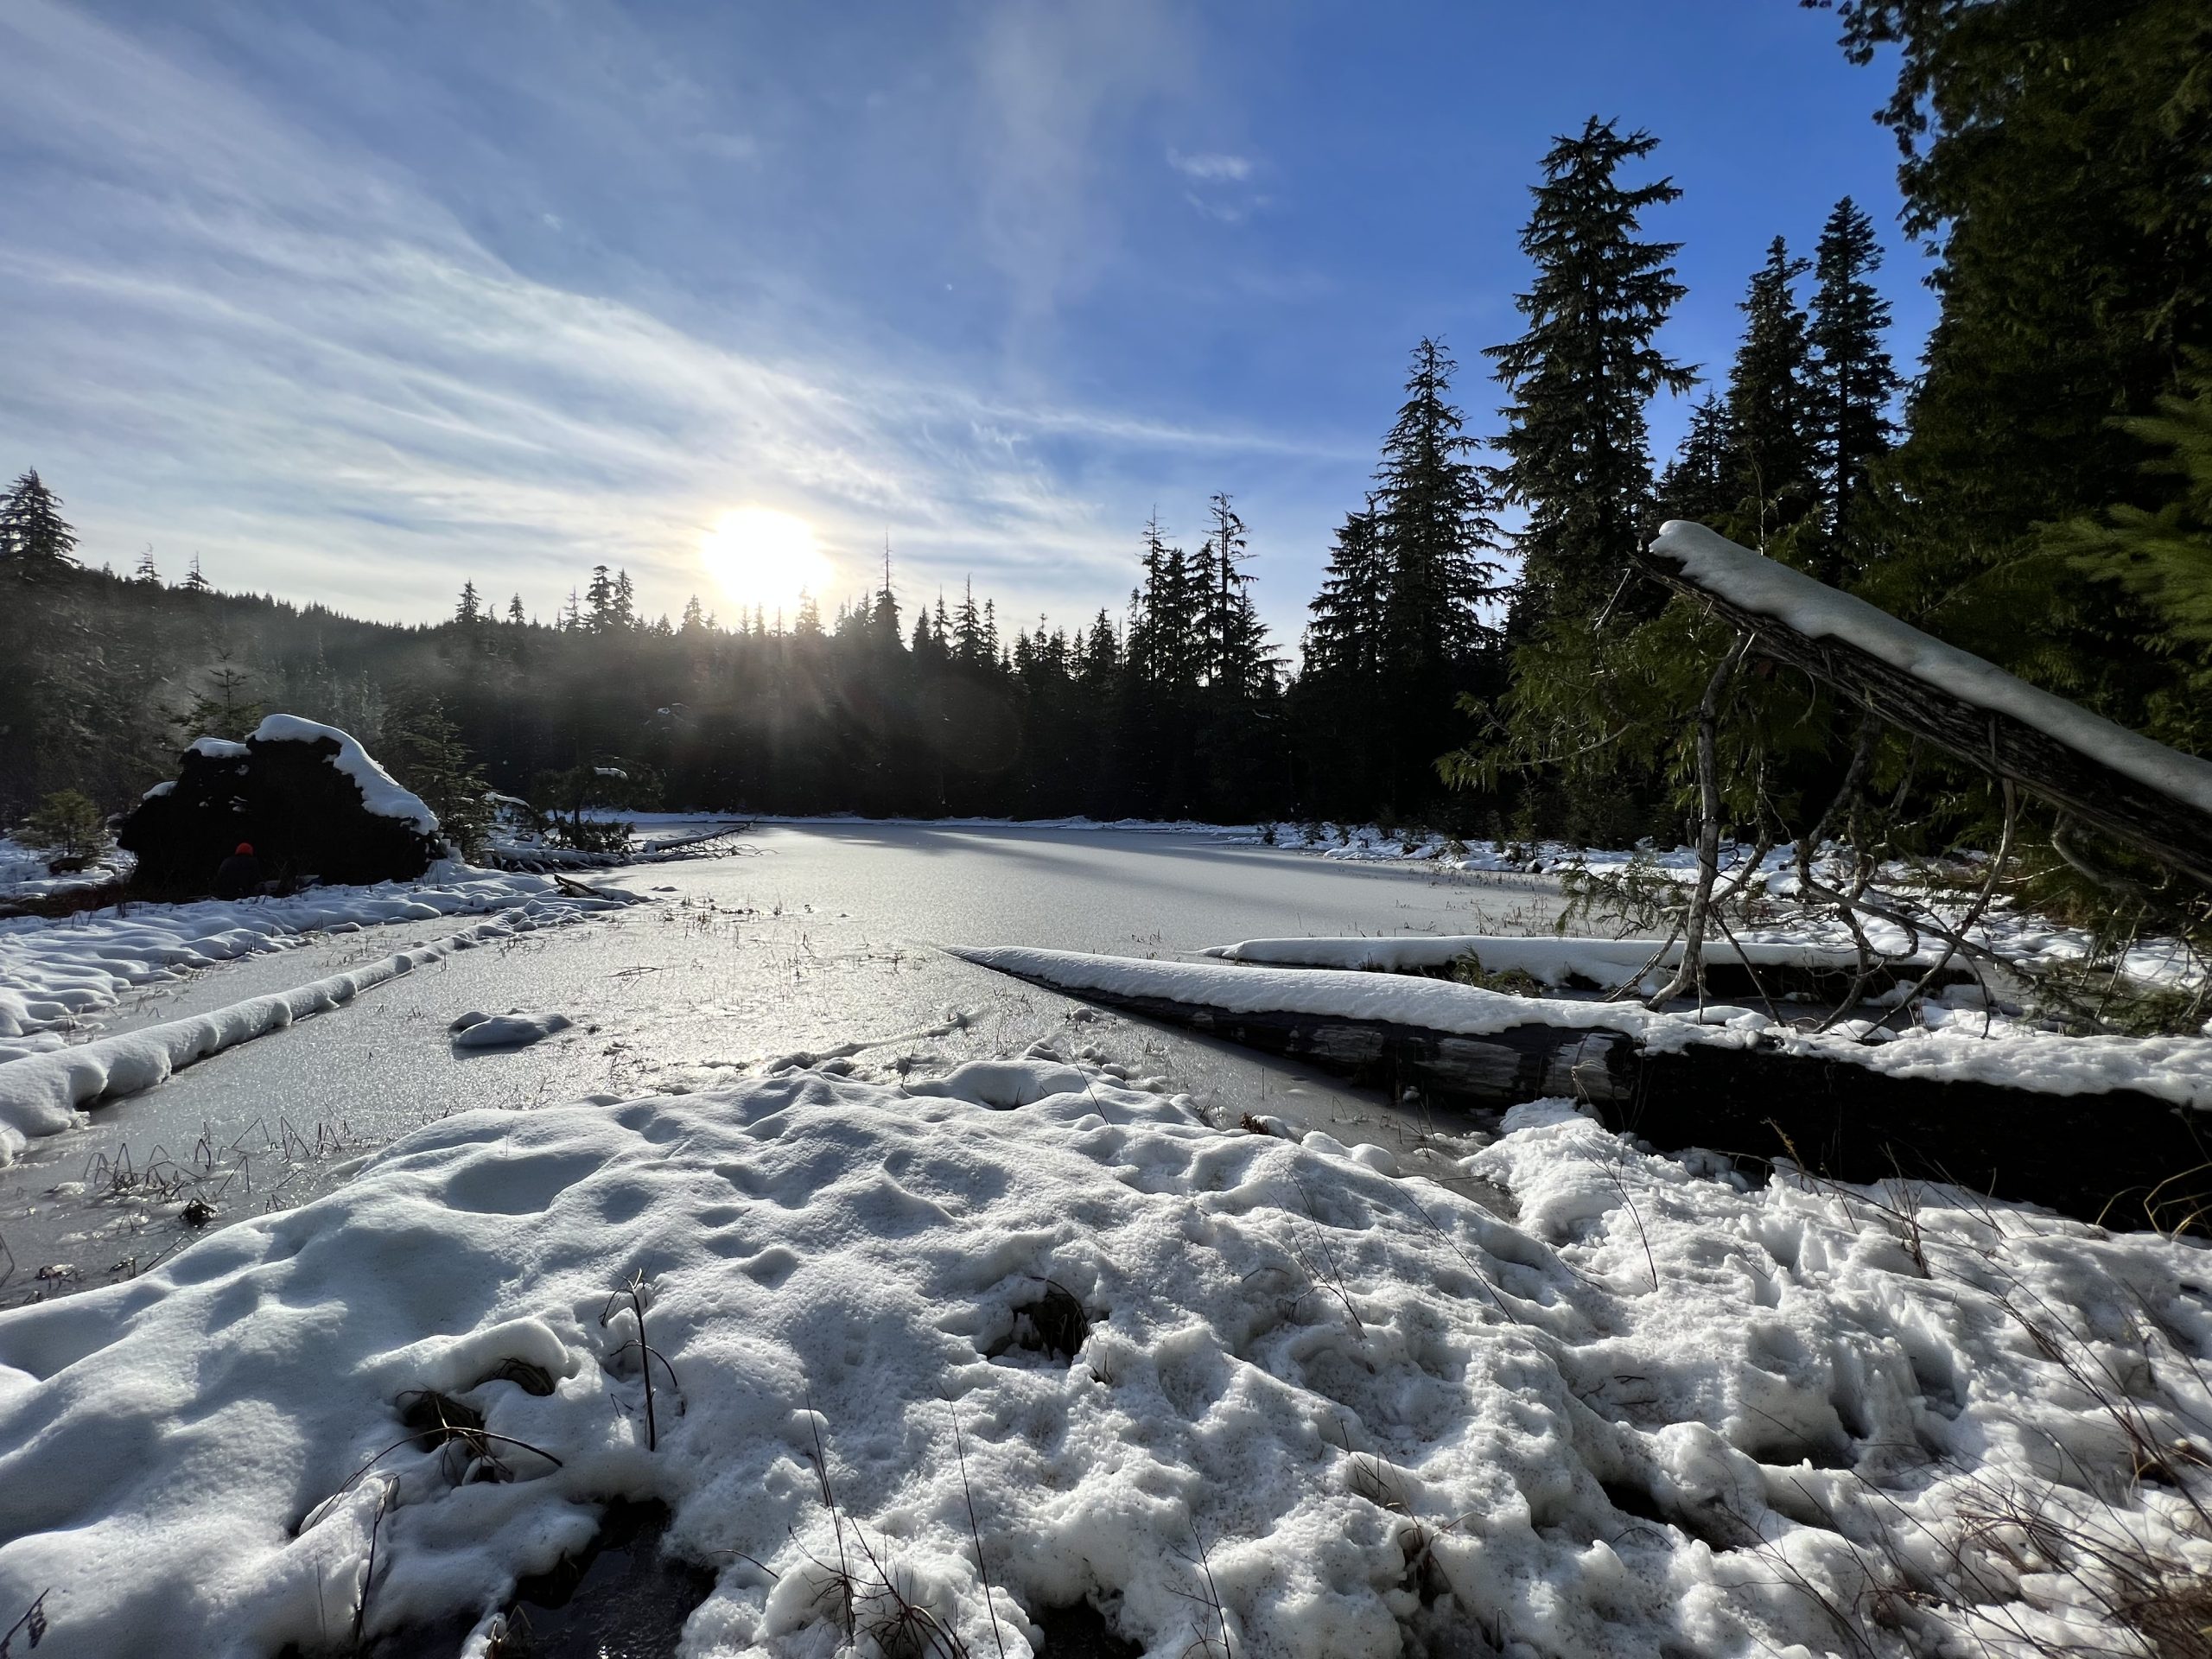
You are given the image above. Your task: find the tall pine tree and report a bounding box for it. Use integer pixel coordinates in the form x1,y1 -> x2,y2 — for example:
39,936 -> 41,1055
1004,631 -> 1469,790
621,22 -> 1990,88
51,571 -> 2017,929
1722,237 -> 1820,561
0,471 -> 80,579
1489,118 -> 1694,636
1806,196 -> 1898,557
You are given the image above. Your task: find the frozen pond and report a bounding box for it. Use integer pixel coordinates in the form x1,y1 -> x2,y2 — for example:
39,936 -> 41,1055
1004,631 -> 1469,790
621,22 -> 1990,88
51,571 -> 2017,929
1,824 -> 1559,1301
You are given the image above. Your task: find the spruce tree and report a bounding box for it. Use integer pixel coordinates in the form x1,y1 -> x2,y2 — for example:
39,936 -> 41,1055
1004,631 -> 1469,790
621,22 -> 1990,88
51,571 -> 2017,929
1303,505 -> 1389,686
1372,339 -> 1503,672
1653,395 -> 1738,530
133,546 -> 160,585
1488,118 -> 1693,634
1723,237 -> 1821,559
455,581 -> 481,625
1806,196 -> 1898,550
173,651 -> 265,743
1,471 -> 80,578
381,687 -> 493,857
182,554 -> 211,594
507,594 -> 526,626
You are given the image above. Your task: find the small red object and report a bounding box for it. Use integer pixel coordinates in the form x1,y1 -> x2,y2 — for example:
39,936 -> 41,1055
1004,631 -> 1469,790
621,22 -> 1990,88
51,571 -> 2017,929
235,842 -> 254,855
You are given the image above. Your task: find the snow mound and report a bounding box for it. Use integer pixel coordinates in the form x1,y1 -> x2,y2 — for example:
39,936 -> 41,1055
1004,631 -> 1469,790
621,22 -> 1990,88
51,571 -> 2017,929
0,1063 -> 2204,1656
251,715 -> 437,833
449,1009 -> 575,1049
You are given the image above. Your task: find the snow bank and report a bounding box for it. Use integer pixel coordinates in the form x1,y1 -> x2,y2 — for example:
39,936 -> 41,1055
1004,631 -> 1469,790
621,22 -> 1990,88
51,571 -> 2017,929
0,1061 -> 2202,1656
958,946 -> 2212,1108
1652,519 -> 2212,818
251,714 -> 438,832
0,863 -> 615,1045
0,887 -> 630,1163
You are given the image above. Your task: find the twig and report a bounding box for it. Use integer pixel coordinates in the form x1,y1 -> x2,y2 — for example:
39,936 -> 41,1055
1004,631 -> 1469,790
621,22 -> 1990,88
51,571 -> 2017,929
601,1271 -> 677,1450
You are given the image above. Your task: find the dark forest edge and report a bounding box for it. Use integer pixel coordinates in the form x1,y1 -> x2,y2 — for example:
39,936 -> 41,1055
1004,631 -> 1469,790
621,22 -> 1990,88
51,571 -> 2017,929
3,2 -> 2208,956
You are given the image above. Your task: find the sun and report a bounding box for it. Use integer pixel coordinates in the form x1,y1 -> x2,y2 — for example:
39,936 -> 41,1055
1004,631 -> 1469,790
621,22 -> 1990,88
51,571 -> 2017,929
701,506 -> 833,617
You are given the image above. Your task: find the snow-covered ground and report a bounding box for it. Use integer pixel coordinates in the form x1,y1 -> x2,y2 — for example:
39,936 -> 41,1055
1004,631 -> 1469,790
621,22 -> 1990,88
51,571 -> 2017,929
0,837 -> 133,905
0,1058 -> 2202,1657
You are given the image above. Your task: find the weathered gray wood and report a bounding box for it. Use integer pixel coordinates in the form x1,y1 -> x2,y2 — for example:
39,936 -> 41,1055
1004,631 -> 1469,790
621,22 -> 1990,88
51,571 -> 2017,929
1636,541 -> 2212,890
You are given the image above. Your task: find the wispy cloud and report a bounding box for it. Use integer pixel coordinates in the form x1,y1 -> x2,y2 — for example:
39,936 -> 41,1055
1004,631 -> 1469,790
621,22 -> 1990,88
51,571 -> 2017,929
1167,149 -> 1253,183
0,1 -> 1350,633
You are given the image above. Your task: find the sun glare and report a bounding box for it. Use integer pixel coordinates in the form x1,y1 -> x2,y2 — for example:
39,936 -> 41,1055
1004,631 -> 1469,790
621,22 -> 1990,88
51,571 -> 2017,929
701,506 -> 833,618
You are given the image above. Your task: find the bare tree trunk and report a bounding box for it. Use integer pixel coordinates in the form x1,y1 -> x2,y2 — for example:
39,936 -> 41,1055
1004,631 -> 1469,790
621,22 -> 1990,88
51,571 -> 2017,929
1648,632 -> 1753,1007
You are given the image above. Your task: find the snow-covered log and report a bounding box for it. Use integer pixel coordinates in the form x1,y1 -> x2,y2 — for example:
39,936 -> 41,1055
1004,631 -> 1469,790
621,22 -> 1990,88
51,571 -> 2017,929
1640,521 -> 2212,888
956,947 -> 2212,1228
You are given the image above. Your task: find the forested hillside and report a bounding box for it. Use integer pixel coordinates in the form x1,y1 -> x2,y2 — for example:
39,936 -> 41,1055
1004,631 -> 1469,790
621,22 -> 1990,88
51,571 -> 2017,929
4,0 -> 2205,856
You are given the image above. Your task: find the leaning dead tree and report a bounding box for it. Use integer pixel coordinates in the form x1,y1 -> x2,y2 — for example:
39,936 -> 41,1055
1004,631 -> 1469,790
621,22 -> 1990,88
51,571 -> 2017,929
1623,522 -> 2212,1019
1639,522 -> 2212,892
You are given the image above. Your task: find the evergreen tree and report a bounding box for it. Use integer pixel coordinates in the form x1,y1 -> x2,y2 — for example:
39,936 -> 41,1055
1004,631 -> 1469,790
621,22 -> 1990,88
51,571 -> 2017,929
1198,493 -> 1274,696
182,555 -> 210,594
680,594 -> 707,632
1372,340 -> 1503,671
1806,196 -> 1898,552
173,650 -> 265,743
133,546 -> 160,585
381,686 -> 493,856
1653,395 -> 1738,529
1489,118 -> 1694,634
507,594 -> 526,626
1,470 -> 79,578
1722,237 -> 1820,558
455,581 -> 481,625
1815,0 -> 2210,560
1304,505 -> 1389,685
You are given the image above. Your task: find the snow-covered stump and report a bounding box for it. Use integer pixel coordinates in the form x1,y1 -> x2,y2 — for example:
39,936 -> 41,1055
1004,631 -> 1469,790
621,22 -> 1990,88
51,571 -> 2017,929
119,716 -> 444,893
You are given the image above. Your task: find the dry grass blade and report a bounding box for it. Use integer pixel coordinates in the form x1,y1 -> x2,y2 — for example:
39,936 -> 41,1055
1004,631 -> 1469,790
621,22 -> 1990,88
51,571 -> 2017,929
0,1590 -> 49,1657
950,1411 -> 1008,1659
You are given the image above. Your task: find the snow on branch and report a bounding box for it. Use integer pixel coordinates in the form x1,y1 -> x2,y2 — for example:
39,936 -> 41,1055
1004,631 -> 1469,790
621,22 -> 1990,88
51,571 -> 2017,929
1641,522 -> 2212,888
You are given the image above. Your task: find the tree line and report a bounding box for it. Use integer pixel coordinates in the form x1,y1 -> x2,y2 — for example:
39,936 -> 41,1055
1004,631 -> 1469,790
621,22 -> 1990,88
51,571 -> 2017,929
5,0 -> 2206,864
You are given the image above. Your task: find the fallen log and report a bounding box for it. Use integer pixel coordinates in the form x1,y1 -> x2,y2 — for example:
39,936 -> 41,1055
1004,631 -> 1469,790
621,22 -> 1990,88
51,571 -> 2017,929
959,946 -> 2212,1231
1637,521 -> 2212,890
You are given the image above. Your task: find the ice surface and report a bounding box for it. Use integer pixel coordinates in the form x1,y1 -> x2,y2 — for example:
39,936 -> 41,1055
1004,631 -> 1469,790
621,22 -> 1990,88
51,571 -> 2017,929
1652,520 -> 2212,818
0,889 -> 629,1163
251,713 -> 439,832
0,1060 -> 2202,1656
0,863 -> 623,1046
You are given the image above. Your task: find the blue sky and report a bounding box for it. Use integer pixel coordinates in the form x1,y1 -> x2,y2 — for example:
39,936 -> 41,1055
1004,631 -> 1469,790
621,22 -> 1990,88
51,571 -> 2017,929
0,1 -> 1929,646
